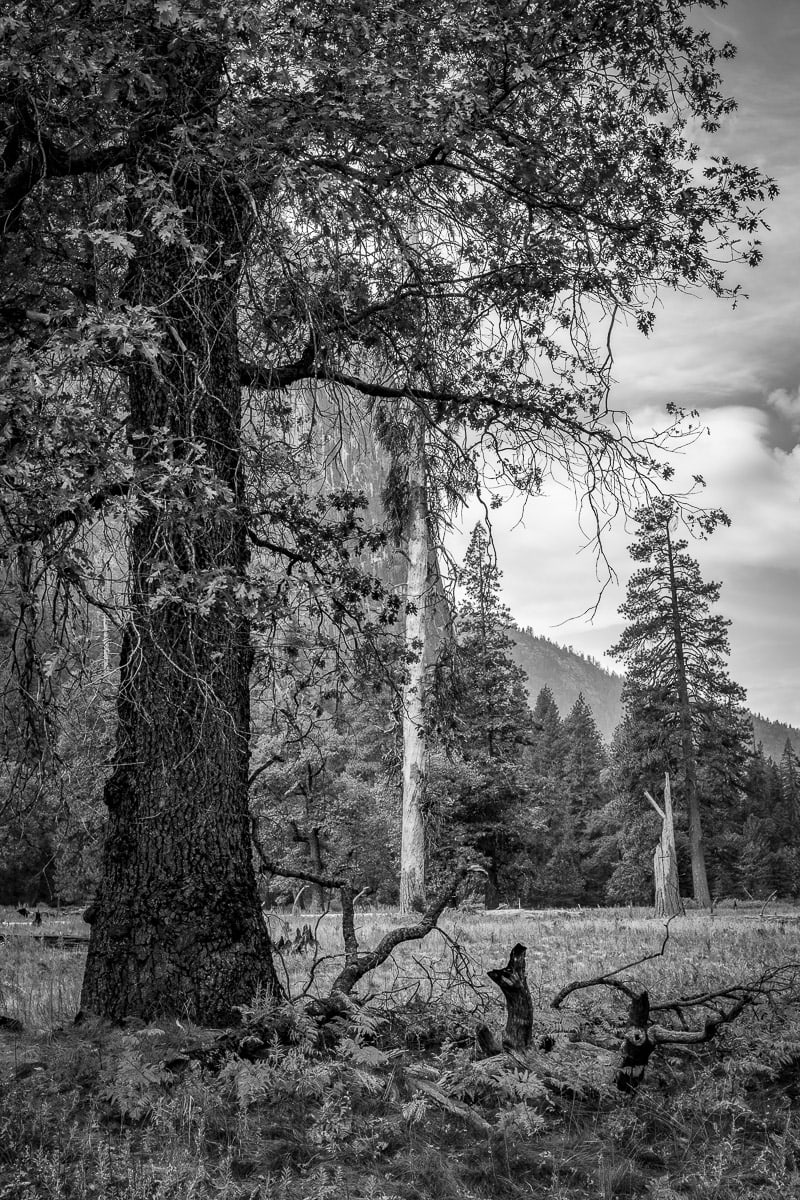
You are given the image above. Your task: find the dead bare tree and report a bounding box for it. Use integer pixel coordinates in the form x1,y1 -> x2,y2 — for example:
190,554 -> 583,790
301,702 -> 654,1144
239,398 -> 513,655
479,934 -> 797,1094
644,773 -> 683,918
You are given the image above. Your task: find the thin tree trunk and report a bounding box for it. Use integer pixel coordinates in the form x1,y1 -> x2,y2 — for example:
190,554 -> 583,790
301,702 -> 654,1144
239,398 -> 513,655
666,523 -> 711,907
400,415 -> 428,914
307,828 -> 326,911
80,42 -> 281,1022
101,613 -> 110,674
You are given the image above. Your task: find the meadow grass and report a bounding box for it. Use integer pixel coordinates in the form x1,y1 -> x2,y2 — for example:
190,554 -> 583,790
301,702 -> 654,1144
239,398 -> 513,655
2,903 -> 800,1198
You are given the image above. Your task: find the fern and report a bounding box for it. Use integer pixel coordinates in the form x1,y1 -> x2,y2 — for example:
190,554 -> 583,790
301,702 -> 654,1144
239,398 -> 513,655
337,1037 -> 390,1068
99,1033 -> 175,1121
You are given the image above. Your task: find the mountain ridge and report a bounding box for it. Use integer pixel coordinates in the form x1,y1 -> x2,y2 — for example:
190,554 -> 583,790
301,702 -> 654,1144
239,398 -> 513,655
508,624 -> 798,762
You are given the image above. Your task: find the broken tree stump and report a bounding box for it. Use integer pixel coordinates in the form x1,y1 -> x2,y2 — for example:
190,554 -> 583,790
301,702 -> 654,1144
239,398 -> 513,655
645,773 -> 683,919
616,990 -> 655,1093
485,942 -> 533,1052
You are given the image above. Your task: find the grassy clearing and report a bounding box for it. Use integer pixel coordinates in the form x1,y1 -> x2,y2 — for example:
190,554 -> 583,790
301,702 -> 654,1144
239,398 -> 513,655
2,904 -> 800,1198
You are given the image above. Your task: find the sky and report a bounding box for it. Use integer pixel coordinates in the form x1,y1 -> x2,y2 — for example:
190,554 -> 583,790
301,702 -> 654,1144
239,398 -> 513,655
450,0 -> 800,727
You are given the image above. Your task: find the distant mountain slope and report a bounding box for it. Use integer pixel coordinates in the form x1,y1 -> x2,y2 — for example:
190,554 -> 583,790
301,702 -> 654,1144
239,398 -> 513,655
750,713 -> 799,765
508,625 -> 798,760
508,626 -> 623,740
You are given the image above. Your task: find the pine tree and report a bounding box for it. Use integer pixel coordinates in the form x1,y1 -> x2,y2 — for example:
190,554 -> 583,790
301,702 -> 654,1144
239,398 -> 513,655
780,740 -> 800,816
609,501 -> 750,907
562,694 -> 610,902
528,687 -> 566,778
430,523 -> 534,903
456,524 -> 534,762
520,686 -> 582,905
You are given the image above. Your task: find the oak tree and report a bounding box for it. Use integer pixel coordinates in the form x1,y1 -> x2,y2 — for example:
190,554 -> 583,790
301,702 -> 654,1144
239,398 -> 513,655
1,0 -> 775,1018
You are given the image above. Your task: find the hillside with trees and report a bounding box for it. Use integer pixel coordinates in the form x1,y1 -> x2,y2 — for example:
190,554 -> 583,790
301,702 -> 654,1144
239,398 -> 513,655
508,625 -> 798,762
508,627 -> 624,741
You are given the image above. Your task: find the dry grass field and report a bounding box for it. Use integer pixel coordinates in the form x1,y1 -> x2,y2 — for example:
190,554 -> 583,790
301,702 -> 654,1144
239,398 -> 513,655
2,903 -> 800,1198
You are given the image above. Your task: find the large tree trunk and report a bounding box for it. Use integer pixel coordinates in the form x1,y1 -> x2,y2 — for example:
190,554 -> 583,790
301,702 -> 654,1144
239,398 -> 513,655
80,40 -> 280,1023
400,416 -> 428,914
666,524 -> 711,907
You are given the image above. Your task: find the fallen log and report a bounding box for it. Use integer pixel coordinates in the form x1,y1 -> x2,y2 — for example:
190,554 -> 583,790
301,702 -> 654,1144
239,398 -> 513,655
0,932 -> 89,948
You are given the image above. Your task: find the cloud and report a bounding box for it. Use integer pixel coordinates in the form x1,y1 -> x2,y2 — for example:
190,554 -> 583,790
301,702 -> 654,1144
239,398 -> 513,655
444,0 -> 800,727
766,384 -> 800,430
447,404 -> 800,726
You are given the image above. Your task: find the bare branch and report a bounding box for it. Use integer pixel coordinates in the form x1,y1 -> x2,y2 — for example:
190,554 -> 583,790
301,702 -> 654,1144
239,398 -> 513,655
650,994 -> 752,1045
644,789 -> 666,821
551,920 -> 674,1009
330,864 -> 485,996
257,858 -> 346,891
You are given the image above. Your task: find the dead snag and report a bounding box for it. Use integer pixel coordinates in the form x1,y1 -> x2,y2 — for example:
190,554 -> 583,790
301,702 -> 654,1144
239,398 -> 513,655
645,773 -> 683,918
486,943 -> 533,1052
615,988 -> 755,1093
616,990 -> 655,1093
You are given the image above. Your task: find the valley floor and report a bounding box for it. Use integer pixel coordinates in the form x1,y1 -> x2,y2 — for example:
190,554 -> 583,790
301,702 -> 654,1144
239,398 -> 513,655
2,904 -> 800,1199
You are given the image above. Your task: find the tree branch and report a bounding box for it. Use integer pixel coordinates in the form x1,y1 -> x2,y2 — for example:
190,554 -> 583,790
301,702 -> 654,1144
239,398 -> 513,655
330,864 -> 486,996
550,919 -> 674,1009
1,140 -> 134,233
255,858 -> 346,891
240,360 -> 460,407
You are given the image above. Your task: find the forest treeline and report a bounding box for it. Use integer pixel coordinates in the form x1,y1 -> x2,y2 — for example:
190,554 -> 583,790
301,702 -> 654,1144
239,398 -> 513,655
508,628 -> 799,764
3,511 -> 797,911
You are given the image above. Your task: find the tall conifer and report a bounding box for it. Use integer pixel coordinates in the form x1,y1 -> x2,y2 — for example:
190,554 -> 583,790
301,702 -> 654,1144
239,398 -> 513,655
610,501 -> 749,906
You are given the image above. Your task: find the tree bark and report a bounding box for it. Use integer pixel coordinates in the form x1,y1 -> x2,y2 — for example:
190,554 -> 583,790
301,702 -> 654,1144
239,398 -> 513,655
80,40 -> 280,1023
665,523 -> 711,906
307,827 -> 326,911
400,415 -> 428,913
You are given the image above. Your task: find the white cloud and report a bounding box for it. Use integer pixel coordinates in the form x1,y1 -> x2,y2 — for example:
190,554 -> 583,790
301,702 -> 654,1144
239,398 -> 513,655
446,405 -> 800,726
